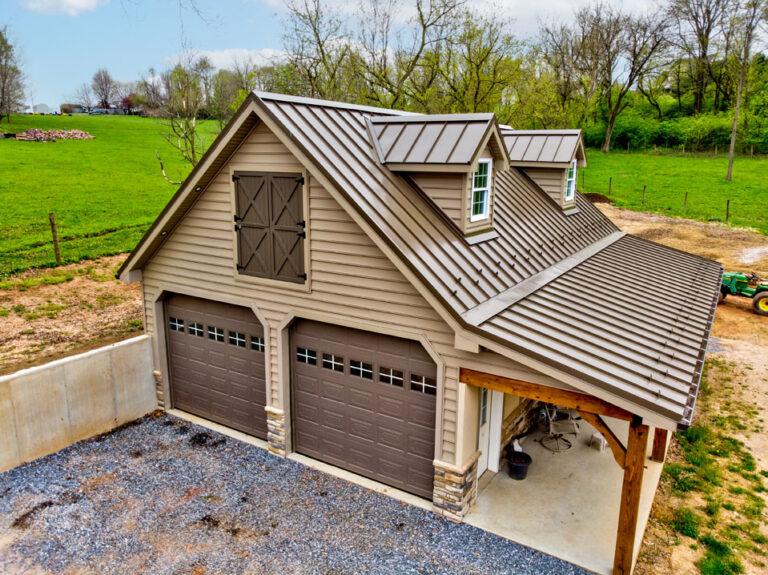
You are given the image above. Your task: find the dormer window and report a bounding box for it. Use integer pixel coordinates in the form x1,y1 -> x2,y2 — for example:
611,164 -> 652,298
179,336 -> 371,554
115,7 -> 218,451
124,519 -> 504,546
471,159 -> 492,221
565,159 -> 577,202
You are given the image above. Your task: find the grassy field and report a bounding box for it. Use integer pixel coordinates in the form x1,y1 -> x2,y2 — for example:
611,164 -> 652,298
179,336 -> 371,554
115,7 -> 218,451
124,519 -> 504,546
1,114 -> 766,278
0,114 -> 218,277
581,150 -> 768,235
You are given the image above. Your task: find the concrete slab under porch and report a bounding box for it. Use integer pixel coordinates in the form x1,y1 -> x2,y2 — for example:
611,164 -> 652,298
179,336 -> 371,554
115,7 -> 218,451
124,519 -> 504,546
465,416 -> 665,575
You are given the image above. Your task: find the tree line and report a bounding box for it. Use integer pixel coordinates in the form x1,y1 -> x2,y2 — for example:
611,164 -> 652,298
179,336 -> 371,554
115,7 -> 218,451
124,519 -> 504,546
4,0 -> 767,173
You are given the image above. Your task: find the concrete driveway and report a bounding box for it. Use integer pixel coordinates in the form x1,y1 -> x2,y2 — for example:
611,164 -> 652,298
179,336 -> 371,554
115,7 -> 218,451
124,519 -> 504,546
0,413 -> 586,574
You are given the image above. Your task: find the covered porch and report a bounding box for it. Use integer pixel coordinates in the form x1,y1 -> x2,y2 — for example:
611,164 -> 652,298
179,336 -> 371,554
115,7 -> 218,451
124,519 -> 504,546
460,368 -> 671,575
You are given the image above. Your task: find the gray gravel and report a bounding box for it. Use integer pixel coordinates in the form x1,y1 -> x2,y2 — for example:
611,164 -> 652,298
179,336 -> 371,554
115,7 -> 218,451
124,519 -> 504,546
0,413 -> 587,574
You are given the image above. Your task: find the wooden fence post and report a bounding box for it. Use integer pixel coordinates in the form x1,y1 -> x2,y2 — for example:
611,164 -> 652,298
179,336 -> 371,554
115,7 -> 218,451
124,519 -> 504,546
48,212 -> 61,264
642,185 -> 646,206
609,177 -> 613,196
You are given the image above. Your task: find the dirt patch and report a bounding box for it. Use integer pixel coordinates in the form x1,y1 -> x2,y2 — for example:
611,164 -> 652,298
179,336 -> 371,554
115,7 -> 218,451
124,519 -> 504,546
11,501 -> 54,529
583,192 -> 613,204
598,204 -> 768,272
189,432 -> 226,448
0,255 -> 143,375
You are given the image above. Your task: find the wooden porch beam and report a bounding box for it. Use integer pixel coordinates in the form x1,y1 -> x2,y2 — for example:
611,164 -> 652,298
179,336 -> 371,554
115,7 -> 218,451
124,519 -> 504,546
613,417 -> 649,575
459,368 -> 633,421
651,428 -> 669,463
577,410 -> 626,468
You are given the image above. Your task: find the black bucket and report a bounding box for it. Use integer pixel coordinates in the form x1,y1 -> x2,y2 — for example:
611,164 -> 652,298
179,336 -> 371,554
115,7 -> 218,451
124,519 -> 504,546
506,451 -> 532,480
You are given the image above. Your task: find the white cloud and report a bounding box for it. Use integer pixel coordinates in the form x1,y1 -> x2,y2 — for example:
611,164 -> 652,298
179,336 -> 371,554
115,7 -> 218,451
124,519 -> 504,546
22,0 -> 107,16
164,48 -> 285,70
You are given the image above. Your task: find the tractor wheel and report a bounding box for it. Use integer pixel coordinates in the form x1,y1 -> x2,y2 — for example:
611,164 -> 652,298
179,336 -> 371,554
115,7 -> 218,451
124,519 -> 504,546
753,292 -> 768,316
718,290 -> 726,303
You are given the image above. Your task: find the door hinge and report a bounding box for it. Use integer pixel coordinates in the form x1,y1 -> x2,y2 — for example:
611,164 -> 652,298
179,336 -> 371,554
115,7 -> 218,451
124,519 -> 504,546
236,264 -> 245,271
296,231 -> 306,238
233,215 -> 243,223
297,273 -> 307,280
232,175 -> 240,182
296,177 -> 305,185
234,224 -> 242,231
296,220 -> 306,228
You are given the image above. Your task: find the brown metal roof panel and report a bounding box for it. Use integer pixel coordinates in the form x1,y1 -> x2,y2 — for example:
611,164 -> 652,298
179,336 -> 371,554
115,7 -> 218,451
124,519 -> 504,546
538,135 -> 564,162
409,122 -> 447,163
387,122 -> 427,163
377,122 -> 405,161
448,122 -> 489,164
521,136 -> 546,162
428,122 -> 471,163
505,135 -> 530,161
553,135 -> 580,163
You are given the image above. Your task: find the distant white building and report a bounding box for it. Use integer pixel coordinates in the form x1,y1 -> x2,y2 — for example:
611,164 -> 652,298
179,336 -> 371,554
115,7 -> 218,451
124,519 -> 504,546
32,104 -> 50,114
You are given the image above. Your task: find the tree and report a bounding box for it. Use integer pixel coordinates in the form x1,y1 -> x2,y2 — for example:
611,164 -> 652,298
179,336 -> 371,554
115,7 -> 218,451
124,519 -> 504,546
136,68 -> 166,111
668,0 -> 734,115
91,68 -> 117,108
162,56 -> 207,167
539,21 -> 583,127
0,27 -> 24,122
73,83 -> 94,113
727,0 -> 765,180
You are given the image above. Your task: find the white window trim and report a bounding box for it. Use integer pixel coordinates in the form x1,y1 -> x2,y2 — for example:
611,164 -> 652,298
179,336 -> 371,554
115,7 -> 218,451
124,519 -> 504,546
470,158 -> 493,222
565,158 -> 577,202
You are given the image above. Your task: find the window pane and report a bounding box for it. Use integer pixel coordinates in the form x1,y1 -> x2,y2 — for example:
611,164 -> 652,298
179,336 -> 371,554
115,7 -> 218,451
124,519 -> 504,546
379,367 -> 404,387
169,317 -> 184,332
472,189 -> 487,216
350,360 -> 373,379
410,374 -> 437,395
251,336 -> 265,352
188,322 -> 204,337
208,326 -> 224,342
322,354 -> 344,372
229,331 -> 246,347
296,347 -> 316,365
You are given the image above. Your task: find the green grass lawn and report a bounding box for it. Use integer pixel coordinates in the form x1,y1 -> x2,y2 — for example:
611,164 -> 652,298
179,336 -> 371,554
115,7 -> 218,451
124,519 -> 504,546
581,150 -> 768,235
0,114 -> 219,277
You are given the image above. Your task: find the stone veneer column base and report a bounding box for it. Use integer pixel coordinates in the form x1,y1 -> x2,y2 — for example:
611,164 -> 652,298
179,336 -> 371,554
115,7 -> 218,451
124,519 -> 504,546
265,406 -> 286,457
432,451 -> 481,522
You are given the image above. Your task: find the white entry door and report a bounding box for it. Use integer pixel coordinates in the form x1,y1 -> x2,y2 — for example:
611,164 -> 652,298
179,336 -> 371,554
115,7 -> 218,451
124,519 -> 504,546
477,388 -> 504,477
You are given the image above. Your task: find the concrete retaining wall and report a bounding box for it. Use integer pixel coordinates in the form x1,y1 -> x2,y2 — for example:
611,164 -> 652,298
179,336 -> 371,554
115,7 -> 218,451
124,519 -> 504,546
0,335 -> 157,474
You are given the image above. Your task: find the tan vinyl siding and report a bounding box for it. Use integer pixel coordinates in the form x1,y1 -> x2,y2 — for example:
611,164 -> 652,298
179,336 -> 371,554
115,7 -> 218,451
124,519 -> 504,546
141,121 -> 556,467
409,173 -> 464,227
523,167 -> 567,206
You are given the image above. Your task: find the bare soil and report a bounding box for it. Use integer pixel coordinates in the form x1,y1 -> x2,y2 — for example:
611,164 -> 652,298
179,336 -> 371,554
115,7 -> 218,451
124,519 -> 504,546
0,255 -> 142,375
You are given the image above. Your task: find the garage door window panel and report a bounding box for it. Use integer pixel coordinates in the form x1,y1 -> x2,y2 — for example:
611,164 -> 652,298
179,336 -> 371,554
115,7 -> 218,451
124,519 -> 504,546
169,317 -> 184,332
208,326 -> 225,342
322,354 -> 345,373
350,360 -> 373,380
188,322 -> 204,337
251,336 -> 265,352
410,374 -> 437,395
379,367 -> 404,387
297,347 -> 316,365
229,331 -> 246,348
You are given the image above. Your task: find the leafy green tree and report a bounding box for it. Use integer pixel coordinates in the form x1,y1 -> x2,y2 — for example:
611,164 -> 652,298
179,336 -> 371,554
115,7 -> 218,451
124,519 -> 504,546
0,27 -> 24,122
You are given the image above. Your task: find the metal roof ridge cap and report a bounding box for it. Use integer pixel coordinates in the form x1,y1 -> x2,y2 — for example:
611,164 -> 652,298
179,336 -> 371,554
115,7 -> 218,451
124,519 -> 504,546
253,91 -> 418,116
462,231 -> 626,326
370,112 -> 495,123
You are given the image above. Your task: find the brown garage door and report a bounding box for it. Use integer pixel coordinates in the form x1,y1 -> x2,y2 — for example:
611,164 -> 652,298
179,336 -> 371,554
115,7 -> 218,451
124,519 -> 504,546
165,294 -> 267,439
291,320 -> 437,498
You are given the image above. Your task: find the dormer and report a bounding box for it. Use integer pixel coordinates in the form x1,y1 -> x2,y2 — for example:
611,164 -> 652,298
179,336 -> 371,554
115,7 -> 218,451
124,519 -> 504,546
501,129 -> 586,214
367,114 -> 510,238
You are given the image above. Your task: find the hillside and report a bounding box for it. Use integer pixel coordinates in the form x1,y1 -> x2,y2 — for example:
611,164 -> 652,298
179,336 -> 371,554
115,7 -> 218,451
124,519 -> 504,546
0,114 -> 219,277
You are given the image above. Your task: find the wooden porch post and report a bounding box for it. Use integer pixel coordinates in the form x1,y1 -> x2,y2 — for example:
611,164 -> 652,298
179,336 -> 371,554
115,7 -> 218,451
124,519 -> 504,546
613,416 -> 649,575
650,428 -> 668,463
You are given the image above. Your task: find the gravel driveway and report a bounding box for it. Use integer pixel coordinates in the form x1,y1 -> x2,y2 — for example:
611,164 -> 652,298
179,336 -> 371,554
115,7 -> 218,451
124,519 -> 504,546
0,413 -> 587,574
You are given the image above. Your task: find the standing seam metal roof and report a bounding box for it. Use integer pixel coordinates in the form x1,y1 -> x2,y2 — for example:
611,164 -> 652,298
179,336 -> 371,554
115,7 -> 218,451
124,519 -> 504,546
253,92 -> 721,425
502,128 -> 583,164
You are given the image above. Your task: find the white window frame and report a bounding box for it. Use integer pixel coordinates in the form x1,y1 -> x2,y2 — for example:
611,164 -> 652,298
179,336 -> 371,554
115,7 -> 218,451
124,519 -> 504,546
251,336 -> 265,352
228,331 -> 246,348
296,347 -> 316,365
169,317 -> 184,332
322,353 -> 345,372
379,367 -> 404,387
410,373 -> 437,395
350,360 -> 373,380
565,158 -> 577,202
470,158 -> 493,222
208,326 -> 224,342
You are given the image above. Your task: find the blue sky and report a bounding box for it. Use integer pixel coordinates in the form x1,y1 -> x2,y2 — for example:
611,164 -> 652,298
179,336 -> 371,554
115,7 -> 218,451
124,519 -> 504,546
5,0 -> 651,111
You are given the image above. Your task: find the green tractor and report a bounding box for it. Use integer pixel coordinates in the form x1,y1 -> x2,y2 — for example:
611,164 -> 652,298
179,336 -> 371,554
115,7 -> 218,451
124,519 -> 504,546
720,272 -> 768,316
